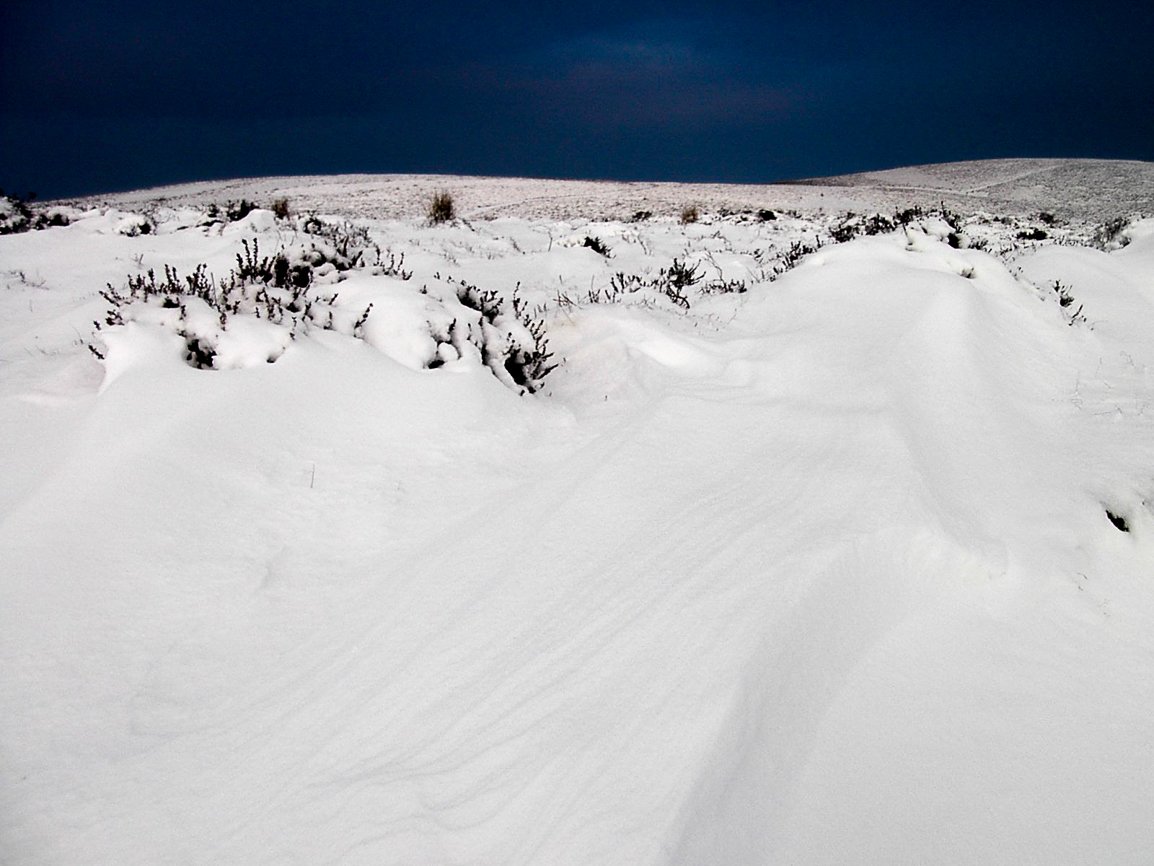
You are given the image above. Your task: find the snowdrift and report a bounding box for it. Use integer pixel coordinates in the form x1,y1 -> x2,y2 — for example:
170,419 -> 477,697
2,166 -> 1153,864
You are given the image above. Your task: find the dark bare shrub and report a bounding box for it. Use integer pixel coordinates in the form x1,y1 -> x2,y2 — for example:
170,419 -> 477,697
428,190 -> 456,224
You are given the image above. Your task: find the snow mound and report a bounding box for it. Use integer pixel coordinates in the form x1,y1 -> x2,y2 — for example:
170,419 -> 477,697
3,164 -> 1154,864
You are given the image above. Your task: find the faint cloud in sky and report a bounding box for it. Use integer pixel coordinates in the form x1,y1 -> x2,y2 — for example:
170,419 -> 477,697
548,33 -> 700,72
456,27 -> 798,129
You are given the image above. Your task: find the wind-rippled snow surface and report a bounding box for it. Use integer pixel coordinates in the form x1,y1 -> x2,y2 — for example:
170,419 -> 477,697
3,161 -> 1153,864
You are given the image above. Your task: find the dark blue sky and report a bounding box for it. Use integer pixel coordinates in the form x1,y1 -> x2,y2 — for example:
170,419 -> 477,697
3,0 -> 1152,199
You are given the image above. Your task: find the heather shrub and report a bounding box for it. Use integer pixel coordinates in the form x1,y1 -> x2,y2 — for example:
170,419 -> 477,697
428,191 -> 456,224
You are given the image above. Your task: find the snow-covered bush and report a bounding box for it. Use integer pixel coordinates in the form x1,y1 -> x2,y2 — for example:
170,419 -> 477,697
295,216 -> 409,279
892,205 -> 926,227
0,192 -> 33,234
1094,216 -> 1132,250
200,200 -> 259,225
227,200 -> 257,222
89,234 -> 555,394
891,204 -> 965,248
773,239 -> 822,277
238,217 -> 411,288
830,212 -> 894,243
37,209 -> 71,229
699,277 -> 748,295
600,258 -> 746,308
0,192 -> 68,233
90,240 -> 373,370
601,260 -> 698,310
1017,227 -> 1048,241
442,278 -> 556,393
117,214 -> 154,236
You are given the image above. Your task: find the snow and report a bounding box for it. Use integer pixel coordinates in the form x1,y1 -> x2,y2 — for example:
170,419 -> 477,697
55,158 -> 1154,224
2,162 -> 1154,864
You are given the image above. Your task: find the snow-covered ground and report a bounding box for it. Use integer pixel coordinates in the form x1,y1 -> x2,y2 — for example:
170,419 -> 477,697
53,157 -> 1154,224
2,161 -> 1153,864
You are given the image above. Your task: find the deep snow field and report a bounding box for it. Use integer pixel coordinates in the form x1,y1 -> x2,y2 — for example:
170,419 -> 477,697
2,161 -> 1154,864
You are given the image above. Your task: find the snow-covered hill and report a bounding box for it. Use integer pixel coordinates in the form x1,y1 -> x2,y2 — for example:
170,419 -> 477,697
2,162 -> 1153,864
798,157 -> 1154,224
52,157 -> 1154,223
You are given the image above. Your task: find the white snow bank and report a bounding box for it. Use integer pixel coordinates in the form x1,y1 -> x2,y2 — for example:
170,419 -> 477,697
2,170 -> 1153,864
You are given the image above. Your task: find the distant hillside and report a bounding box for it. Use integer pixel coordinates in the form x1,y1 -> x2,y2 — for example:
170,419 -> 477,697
796,158 -> 1154,222
59,159 -> 1153,225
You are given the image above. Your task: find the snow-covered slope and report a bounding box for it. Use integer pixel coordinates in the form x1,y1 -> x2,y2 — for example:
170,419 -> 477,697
800,158 -> 1154,224
54,158 -> 1154,223
3,163 -> 1153,864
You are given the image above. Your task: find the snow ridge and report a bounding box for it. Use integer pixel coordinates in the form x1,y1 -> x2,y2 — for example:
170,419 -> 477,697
2,162 -> 1154,864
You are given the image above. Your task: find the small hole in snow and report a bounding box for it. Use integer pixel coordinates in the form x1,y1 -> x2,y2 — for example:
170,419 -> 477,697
1105,510 -> 1130,533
